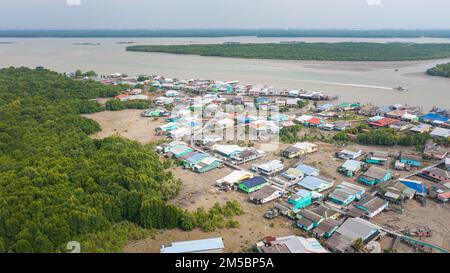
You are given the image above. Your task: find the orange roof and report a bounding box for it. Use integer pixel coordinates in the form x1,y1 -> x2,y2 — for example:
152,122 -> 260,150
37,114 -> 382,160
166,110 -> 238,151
438,192 -> 450,199
308,117 -> 323,125
369,118 -> 399,127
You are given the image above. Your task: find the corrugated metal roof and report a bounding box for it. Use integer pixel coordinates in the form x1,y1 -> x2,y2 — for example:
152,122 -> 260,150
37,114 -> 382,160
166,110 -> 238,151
161,237 -> 224,253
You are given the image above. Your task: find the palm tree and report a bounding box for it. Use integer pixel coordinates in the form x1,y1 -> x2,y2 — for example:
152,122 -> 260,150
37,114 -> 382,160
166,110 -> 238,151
353,238 -> 364,252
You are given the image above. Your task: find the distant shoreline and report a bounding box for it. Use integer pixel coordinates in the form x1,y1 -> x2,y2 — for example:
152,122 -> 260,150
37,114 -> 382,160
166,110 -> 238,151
2,29 -> 450,38
126,43 -> 450,62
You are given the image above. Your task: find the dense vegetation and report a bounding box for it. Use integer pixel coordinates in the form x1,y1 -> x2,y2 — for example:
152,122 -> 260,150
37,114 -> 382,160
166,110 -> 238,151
280,125 -> 303,144
333,124 -> 431,147
427,62 -> 450,78
127,43 -> 450,61
0,68 -> 241,253
105,99 -> 151,111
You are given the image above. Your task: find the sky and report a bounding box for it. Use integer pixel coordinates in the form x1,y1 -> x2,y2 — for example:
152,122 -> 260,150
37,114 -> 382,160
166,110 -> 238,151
1,0 -> 450,30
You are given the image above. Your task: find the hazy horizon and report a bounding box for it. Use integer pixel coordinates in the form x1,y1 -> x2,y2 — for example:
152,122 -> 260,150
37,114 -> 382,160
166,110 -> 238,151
1,0 -> 450,30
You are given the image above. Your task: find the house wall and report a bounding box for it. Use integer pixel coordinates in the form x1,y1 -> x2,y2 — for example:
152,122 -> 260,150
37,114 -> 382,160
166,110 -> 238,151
400,158 -> 421,167
239,183 -> 265,193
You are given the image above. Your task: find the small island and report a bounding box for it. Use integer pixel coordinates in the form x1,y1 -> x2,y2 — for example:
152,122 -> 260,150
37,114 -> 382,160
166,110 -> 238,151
126,42 -> 450,61
427,62 -> 450,78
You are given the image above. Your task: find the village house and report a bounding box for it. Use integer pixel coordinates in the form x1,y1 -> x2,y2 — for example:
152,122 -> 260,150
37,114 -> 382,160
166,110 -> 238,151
333,121 -> 352,131
288,189 -> 313,210
336,149 -> 364,160
296,210 -> 324,231
410,123 -> 432,134
282,142 -> 318,159
295,115 -> 314,124
420,168 -> 450,184
239,176 -> 268,193
295,164 -> 320,176
256,235 -> 328,253
313,219 -> 341,239
309,205 -> 341,221
252,160 -> 284,176
325,218 -> 381,253
168,127 -> 192,139
304,117 -> 325,128
249,185 -> 284,204
216,170 -> 253,188
230,148 -> 265,165
328,182 -> 365,207
420,112 -> 449,125
385,109 -> 407,119
359,166 -> 392,186
167,143 -> 193,158
192,156 -> 222,173
160,237 -> 224,253
340,160 -> 363,177
376,180 -> 416,205
430,127 -> 450,138
365,151 -> 389,165
423,141 -> 448,160
212,144 -> 244,157
399,179 -> 428,195
298,176 -> 334,192
368,117 -> 400,128
155,122 -> 180,135
389,121 -> 413,131
336,102 -> 361,111
399,152 -> 422,167
281,168 -> 305,181
437,192 -> 450,203
446,158 -> 450,171
353,195 -> 389,218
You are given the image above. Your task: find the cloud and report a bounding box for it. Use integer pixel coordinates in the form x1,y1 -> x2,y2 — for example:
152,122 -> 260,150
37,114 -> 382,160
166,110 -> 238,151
366,0 -> 381,6
66,0 -> 81,6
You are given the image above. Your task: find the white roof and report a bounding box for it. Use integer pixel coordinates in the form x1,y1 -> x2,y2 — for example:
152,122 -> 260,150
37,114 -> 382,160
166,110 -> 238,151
212,144 -> 244,155
431,128 -> 450,138
342,160 -> 362,172
216,170 -> 253,185
296,115 -> 313,123
445,158 -> 450,166
336,218 -> 380,241
257,160 -> 284,172
161,237 -> 224,253
275,236 -> 328,253
401,113 -> 417,119
200,156 -> 221,165
294,142 -> 318,150
217,118 -> 235,128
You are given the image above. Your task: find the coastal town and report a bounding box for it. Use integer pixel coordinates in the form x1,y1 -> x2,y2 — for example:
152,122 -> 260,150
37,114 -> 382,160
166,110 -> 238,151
78,71 -> 450,254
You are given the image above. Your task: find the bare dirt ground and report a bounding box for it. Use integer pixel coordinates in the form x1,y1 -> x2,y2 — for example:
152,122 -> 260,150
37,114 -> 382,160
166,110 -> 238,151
83,109 -> 449,252
373,200 -> 450,251
83,109 -> 166,144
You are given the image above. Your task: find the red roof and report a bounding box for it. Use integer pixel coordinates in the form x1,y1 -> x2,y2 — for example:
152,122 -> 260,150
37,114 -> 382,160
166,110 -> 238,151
308,117 -> 323,125
369,118 -> 400,127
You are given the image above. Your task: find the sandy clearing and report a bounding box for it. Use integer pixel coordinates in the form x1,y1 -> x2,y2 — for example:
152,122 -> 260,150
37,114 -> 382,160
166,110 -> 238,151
83,109 -> 166,144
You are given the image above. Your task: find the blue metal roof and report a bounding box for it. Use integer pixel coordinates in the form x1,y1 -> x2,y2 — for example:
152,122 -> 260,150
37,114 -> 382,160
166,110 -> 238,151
295,164 -> 320,176
421,113 -> 449,123
399,179 -> 428,194
185,152 -> 206,164
240,176 -> 267,188
160,237 -> 224,253
298,176 -> 330,191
